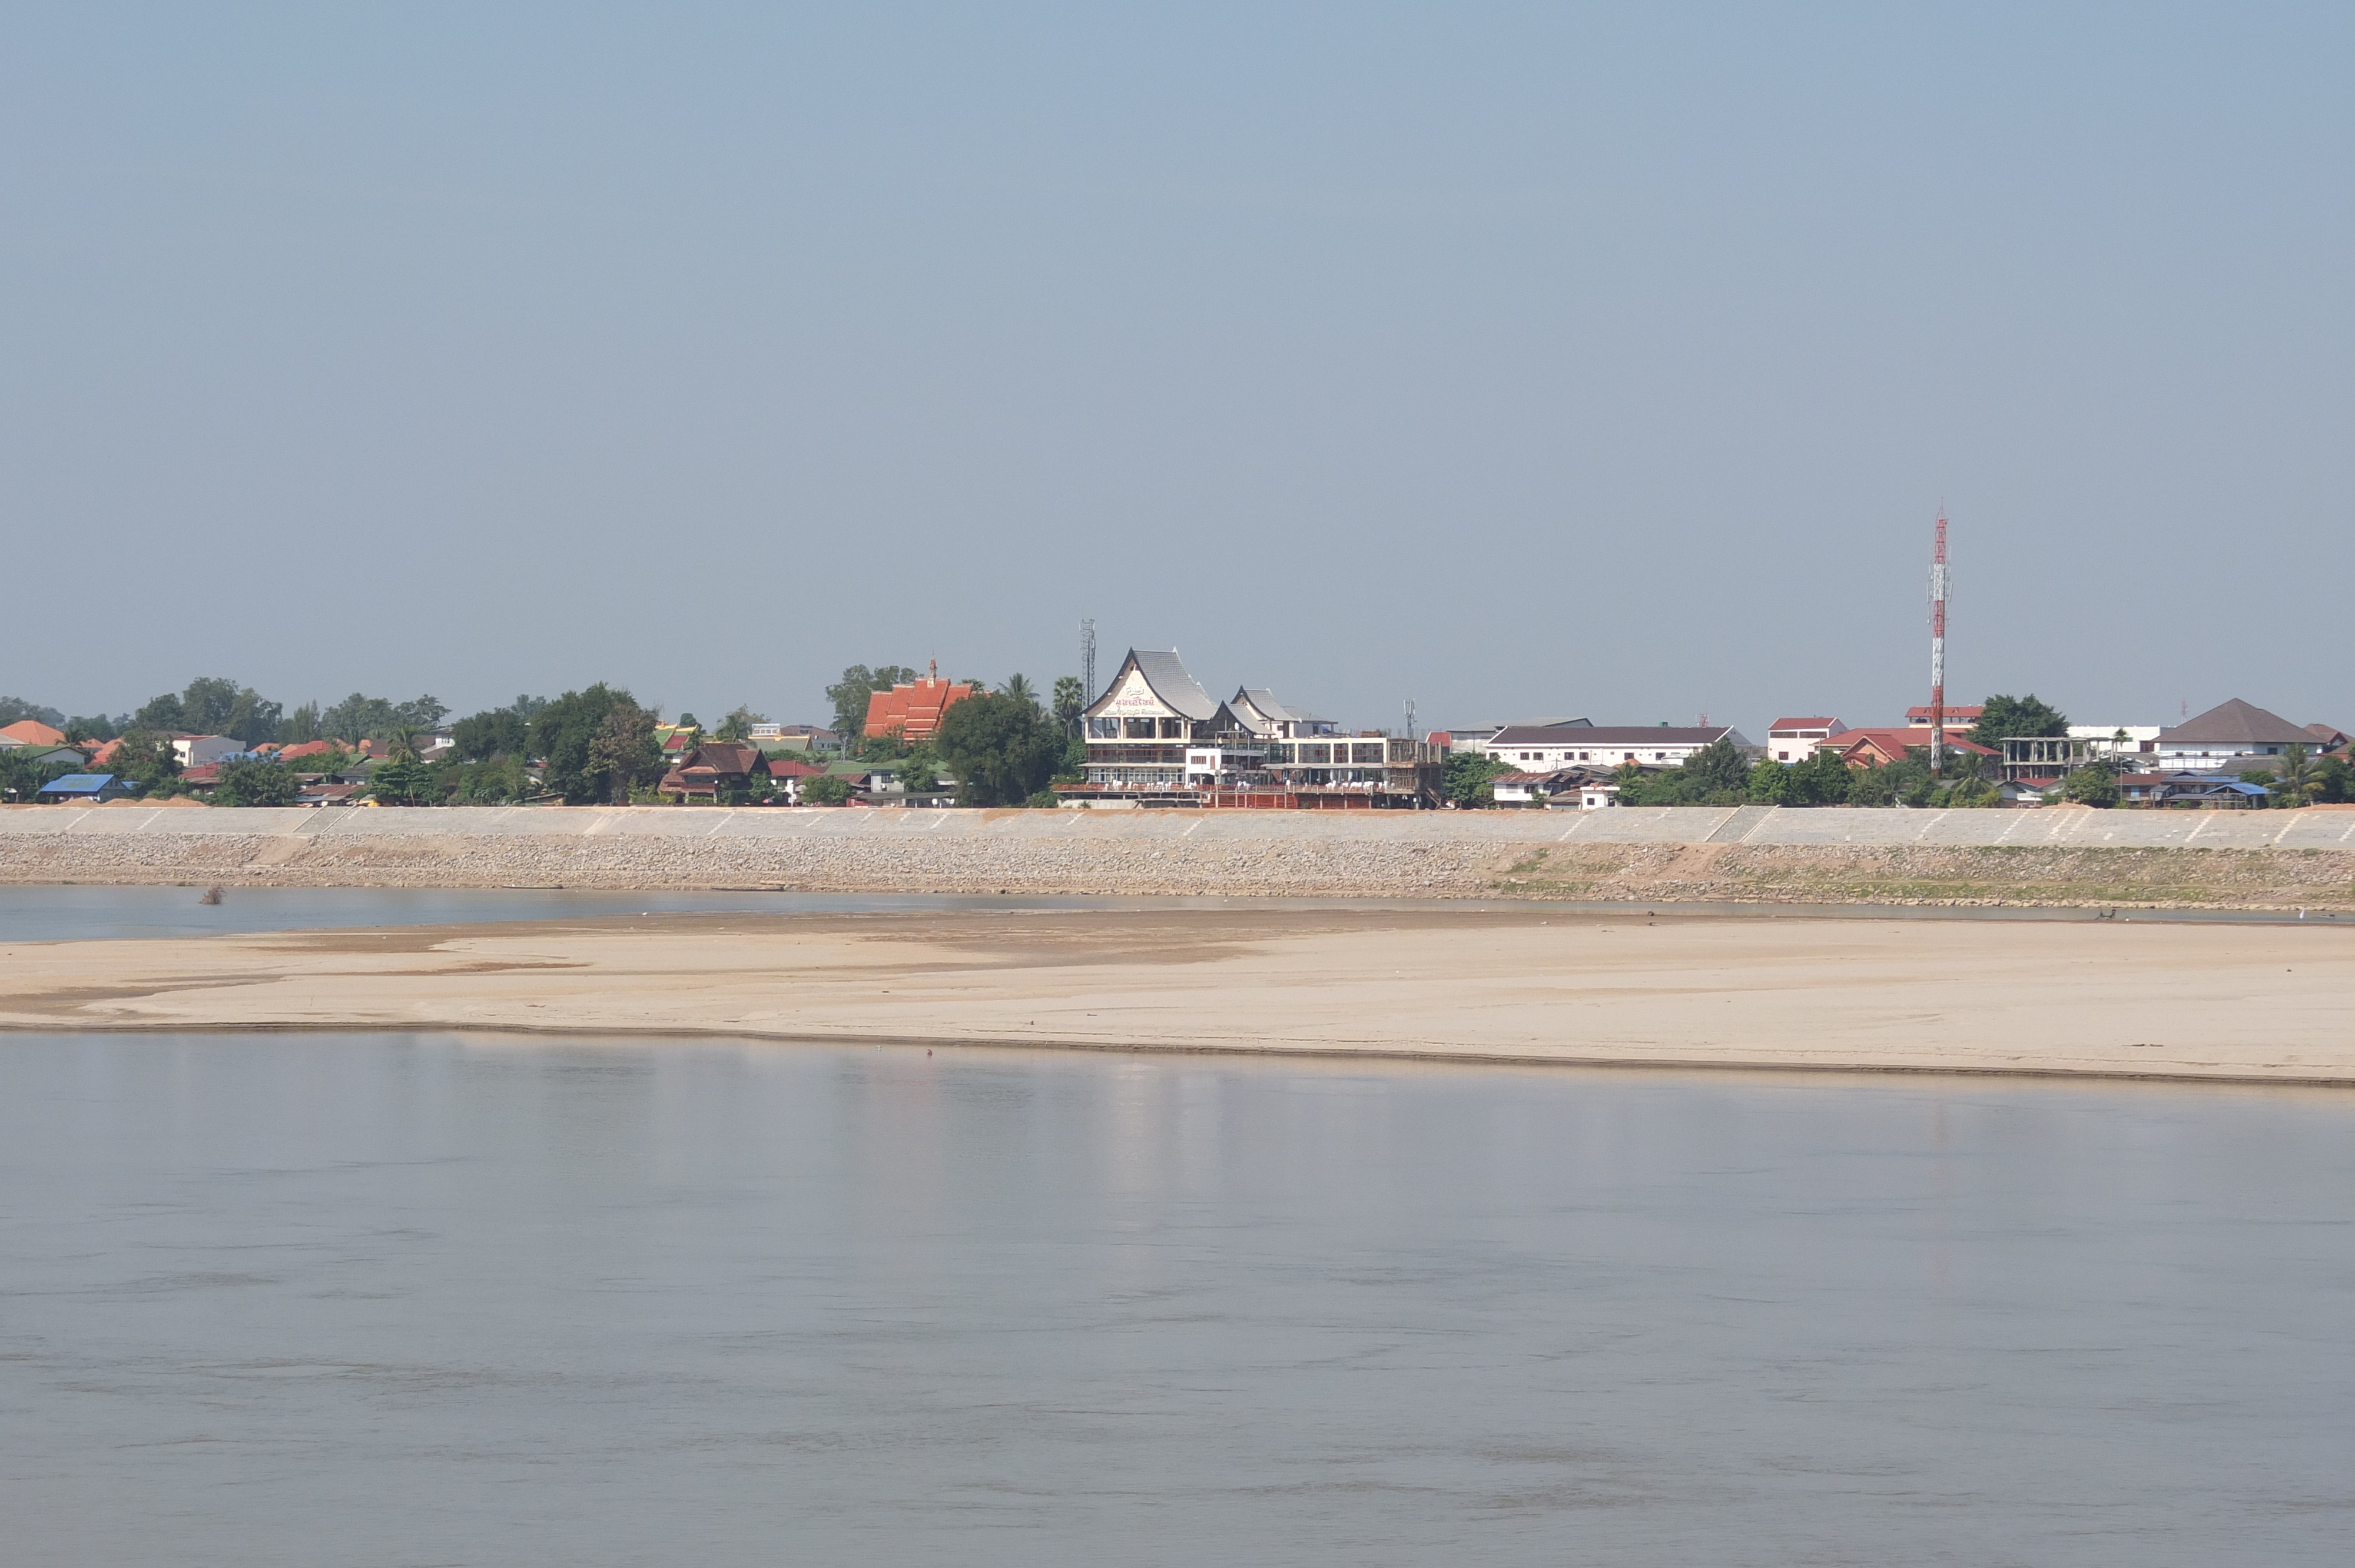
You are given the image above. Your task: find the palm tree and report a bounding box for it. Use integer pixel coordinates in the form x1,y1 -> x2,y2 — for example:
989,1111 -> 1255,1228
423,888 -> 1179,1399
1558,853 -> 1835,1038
999,674 -> 1038,712
2276,744 -> 2313,808
1052,675 -> 1085,736
386,725 -> 422,766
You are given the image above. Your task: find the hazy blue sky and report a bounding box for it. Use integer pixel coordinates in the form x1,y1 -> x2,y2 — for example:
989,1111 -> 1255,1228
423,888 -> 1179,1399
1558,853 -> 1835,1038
5,4 -> 2348,736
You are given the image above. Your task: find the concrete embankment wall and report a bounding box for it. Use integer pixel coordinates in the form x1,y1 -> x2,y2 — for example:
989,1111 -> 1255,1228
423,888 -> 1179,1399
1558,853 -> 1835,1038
5,803 -> 2355,905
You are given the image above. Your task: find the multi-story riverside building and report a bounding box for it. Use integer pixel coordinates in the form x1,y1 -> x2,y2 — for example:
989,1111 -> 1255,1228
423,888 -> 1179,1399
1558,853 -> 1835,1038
1072,648 -> 1441,806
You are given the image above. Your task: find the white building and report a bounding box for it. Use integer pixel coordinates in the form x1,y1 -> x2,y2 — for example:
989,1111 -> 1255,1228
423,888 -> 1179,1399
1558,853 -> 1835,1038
2153,699 -> 2317,773
1081,649 -> 1225,795
170,734 -> 244,769
1481,724 -> 1754,769
1763,717 -> 1845,763
2068,725 -> 2162,760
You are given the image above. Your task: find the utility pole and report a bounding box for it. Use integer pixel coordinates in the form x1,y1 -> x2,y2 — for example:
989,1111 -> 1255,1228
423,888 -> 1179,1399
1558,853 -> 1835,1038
1929,508 -> 1950,776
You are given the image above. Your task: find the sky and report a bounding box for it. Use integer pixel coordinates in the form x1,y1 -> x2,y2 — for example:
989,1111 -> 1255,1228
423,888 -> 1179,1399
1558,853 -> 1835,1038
4,3 -> 2348,738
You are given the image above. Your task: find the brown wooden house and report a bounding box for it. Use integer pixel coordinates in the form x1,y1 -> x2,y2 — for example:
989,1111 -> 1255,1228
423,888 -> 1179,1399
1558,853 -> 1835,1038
658,742 -> 770,803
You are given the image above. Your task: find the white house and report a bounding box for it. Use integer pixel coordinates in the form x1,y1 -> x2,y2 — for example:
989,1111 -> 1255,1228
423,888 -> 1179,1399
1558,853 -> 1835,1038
1764,716 -> 1845,763
2154,699 -> 2317,773
170,734 -> 244,769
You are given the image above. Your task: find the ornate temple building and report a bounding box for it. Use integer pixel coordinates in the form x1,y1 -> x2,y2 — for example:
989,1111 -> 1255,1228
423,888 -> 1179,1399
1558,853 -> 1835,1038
1070,648 -> 1441,808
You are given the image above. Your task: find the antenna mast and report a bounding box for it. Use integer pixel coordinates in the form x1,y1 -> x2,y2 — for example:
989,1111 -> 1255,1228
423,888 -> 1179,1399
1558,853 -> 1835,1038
1929,509 -> 1949,776
1080,619 -> 1097,706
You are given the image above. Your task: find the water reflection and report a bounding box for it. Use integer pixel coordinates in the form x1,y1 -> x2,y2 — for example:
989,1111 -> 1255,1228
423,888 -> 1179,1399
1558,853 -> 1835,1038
1,1034 -> 2349,1566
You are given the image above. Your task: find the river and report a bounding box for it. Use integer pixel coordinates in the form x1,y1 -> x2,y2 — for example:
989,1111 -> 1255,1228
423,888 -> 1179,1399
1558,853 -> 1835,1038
2,1030 -> 2347,1564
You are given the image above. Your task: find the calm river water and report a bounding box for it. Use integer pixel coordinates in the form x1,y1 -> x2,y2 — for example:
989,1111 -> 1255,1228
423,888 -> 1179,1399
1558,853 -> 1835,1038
2,1032 -> 2348,1565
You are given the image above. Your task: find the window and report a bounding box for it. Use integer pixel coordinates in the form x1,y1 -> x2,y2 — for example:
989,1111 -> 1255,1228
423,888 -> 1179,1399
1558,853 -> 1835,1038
1123,717 -> 1156,739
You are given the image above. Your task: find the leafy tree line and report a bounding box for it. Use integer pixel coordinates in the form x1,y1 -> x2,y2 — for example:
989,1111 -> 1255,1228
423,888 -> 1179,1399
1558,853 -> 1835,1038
8,677 -> 453,748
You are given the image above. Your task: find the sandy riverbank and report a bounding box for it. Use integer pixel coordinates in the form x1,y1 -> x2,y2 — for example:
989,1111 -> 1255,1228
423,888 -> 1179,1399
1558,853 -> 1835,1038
5,906 -> 2351,1084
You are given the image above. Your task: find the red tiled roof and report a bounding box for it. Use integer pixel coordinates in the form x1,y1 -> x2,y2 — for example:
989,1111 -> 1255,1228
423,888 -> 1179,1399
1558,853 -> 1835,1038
864,677 -> 977,741
1826,727 -> 1998,762
0,719 -> 67,747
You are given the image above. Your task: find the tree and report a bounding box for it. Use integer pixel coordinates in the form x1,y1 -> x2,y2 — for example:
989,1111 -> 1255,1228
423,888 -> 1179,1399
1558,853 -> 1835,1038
368,757 -> 436,806
278,702 -> 321,745
1052,676 -> 1085,736
1943,777 -> 2004,808
999,674 -> 1038,711
223,687 -> 283,746
934,690 -> 1062,806
0,697 -> 65,728
133,691 -> 186,732
825,665 -> 918,738
1786,747 -> 1853,806
2061,765 -> 2119,807
588,698 -> 660,804
105,730 -> 181,792
452,707 -> 530,762
1749,759 -> 1798,805
2274,745 -> 2314,808
2313,754 -> 2353,805
532,685 -> 630,804
802,773 -> 853,806
211,756 -> 300,807
0,746 -> 81,802
1967,694 -> 2068,750
61,713 -> 122,743
1441,750 -> 1514,808
715,705 -> 765,742
1679,738 -> 1751,800
318,693 -> 445,745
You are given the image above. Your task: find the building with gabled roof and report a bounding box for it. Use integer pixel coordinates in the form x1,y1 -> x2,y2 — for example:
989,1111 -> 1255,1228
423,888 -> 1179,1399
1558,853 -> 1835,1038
35,773 -> 133,803
1764,717 -> 1845,763
1824,727 -> 1997,770
0,719 -> 68,749
2154,699 -> 2318,771
1904,704 -> 1985,729
1078,649 -> 1226,796
1227,687 -> 1337,740
864,662 -> 977,742
657,742 -> 770,802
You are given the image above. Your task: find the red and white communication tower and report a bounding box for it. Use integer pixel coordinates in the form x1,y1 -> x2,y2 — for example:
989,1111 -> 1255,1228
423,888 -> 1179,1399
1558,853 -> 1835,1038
1928,508 -> 1950,775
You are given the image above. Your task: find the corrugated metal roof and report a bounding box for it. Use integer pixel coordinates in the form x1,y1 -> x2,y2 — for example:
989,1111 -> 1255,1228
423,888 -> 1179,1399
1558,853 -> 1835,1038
38,774 -> 115,792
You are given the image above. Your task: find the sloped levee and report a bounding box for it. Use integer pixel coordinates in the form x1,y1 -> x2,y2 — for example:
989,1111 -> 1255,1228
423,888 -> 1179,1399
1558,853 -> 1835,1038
3,805 -> 2354,905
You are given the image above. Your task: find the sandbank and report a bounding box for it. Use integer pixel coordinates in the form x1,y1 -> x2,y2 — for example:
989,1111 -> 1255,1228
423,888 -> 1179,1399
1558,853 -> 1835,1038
4,907 -> 2351,1084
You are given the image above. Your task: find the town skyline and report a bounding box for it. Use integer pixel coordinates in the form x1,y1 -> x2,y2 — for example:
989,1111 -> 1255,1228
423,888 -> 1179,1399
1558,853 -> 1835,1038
6,7 -> 2345,740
